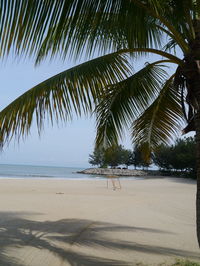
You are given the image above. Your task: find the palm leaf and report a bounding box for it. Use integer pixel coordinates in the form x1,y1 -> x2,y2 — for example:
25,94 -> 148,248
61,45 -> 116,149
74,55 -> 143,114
35,5 -> 162,63
0,0 -> 163,61
163,39 -> 178,53
0,52 -> 131,145
132,75 -> 184,160
95,62 -> 168,147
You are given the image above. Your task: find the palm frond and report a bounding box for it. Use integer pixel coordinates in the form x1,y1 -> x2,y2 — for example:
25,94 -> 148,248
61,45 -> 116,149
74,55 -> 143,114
150,0 -> 197,44
163,39 -> 178,53
194,0 -> 200,18
132,75 -> 184,160
120,48 -> 182,65
35,6 -> 162,63
0,0 -> 163,61
132,0 -> 189,52
0,52 -> 131,145
95,62 -> 168,148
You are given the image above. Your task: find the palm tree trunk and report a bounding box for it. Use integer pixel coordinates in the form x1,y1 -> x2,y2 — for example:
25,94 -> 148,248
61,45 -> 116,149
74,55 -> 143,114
193,20 -> 200,246
185,73 -> 200,246
184,19 -> 200,246
184,72 -> 200,246
195,111 -> 200,246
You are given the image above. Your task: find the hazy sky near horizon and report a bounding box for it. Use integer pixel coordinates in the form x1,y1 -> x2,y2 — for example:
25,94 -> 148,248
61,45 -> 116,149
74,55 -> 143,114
0,56 -> 134,167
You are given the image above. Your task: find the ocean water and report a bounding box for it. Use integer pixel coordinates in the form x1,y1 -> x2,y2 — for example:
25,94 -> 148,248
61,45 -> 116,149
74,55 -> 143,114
0,164 -> 102,180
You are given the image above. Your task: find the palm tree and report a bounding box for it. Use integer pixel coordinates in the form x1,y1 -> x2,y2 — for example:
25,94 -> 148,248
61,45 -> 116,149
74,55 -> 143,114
0,0 -> 200,244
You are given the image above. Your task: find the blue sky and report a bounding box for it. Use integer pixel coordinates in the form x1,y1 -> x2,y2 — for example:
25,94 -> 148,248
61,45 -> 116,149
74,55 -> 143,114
0,56 -> 134,167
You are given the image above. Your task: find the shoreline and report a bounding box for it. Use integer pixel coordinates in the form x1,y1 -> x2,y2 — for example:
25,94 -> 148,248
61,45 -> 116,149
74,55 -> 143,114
0,175 -> 145,180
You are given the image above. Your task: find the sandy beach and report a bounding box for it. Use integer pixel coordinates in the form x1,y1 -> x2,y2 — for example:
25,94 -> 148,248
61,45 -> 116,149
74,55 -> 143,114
0,177 -> 199,266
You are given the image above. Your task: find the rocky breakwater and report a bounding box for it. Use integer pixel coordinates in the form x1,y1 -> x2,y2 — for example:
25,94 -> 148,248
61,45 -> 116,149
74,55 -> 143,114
77,168 -> 148,176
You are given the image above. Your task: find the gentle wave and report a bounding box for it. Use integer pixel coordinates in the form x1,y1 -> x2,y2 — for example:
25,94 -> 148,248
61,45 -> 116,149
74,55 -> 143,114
0,173 -> 54,178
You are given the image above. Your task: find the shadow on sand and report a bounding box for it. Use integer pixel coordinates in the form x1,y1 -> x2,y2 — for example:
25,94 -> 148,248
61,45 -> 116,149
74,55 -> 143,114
0,211 -> 199,266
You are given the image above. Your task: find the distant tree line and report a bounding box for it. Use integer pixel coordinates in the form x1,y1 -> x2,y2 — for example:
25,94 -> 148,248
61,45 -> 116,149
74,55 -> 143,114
153,137 -> 195,178
89,144 -> 150,169
89,137 -> 196,178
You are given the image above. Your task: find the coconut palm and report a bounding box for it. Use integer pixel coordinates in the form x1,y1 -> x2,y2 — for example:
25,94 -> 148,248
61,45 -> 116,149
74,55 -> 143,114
0,0 -> 200,243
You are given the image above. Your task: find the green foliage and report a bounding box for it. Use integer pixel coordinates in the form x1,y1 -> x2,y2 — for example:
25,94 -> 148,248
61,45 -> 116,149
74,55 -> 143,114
133,260 -> 200,266
89,144 -> 152,169
0,52 -> 131,144
88,146 -> 106,168
95,62 -> 169,147
104,144 -> 124,168
153,137 -> 196,177
153,144 -> 174,170
89,145 -> 135,168
132,76 -> 183,159
172,259 -> 200,266
120,149 -> 132,168
132,146 -> 151,169
171,137 -> 196,172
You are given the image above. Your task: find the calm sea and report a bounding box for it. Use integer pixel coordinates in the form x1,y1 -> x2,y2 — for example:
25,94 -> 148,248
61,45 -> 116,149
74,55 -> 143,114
0,164 -> 102,180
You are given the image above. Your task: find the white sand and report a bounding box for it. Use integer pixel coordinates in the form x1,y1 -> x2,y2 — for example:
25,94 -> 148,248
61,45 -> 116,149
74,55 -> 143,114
0,177 -> 199,266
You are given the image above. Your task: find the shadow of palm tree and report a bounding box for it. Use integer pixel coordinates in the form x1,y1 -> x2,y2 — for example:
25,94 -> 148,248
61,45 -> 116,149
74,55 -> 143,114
0,211 -> 199,265
0,253 -> 24,266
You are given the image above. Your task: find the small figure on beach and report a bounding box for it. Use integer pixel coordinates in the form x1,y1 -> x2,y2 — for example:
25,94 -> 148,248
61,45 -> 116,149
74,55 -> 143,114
106,175 -> 121,190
